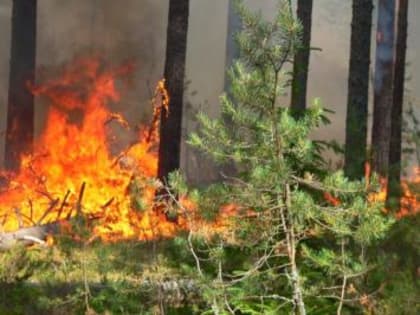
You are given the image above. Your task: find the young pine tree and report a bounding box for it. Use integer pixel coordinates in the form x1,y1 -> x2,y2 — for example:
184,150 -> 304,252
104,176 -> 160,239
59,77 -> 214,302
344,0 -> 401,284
169,1 -> 393,314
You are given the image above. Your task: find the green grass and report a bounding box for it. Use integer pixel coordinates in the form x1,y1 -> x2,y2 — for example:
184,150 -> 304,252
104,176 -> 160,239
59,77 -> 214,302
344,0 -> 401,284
0,236 -> 199,315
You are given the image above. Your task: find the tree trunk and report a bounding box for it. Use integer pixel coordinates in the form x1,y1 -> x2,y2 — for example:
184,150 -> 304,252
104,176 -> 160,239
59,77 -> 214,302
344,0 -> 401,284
221,0 -> 242,179
5,0 -> 37,172
290,0 -> 313,117
371,0 -> 396,177
387,0 -> 409,209
224,0 -> 241,89
344,0 -> 373,180
158,0 -> 190,181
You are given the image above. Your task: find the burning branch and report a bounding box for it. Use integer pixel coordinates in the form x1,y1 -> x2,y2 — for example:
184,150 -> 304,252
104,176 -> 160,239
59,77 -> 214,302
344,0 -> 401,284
147,79 -> 169,143
37,198 -> 60,224
76,182 -> 86,216
57,190 -> 71,220
105,112 -> 130,130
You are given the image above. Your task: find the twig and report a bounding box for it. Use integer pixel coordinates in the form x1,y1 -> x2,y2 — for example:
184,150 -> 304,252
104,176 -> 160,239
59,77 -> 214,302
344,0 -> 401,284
76,182 -> 86,216
57,190 -> 71,220
291,175 -> 361,194
37,198 -> 60,224
66,206 -> 74,220
337,275 -> 347,315
111,141 -> 137,168
36,189 -> 55,202
1,214 -> 8,226
28,199 -> 34,221
101,197 -> 114,209
17,211 -> 36,226
14,208 -> 24,228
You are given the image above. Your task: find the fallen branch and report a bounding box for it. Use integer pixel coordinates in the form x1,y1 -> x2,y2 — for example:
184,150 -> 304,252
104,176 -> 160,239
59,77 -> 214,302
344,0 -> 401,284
0,212 -> 104,251
0,222 -> 60,251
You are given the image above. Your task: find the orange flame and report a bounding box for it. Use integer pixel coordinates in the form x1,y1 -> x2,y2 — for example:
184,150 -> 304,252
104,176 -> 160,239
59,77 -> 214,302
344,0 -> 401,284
323,192 -> 341,206
0,58 -> 183,241
366,166 -> 419,218
322,162 -> 418,218
397,167 -> 419,218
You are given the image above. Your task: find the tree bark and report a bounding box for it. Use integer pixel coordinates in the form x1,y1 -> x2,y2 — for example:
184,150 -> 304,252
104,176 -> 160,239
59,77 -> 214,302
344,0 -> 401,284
344,0 -> 373,180
290,0 -> 313,117
387,0 -> 409,209
371,0 -> 396,177
158,0 -> 190,181
5,0 -> 37,172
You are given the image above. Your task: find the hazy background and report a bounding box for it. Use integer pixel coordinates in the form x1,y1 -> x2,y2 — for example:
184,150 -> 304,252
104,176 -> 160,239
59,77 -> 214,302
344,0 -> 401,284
0,0 -> 419,184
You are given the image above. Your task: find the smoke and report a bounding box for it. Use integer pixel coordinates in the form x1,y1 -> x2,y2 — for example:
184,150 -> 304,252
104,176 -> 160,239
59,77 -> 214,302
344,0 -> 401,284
0,1 -> 11,166
35,0 -> 169,146
0,0 -> 419,176
0,0 -> 169,166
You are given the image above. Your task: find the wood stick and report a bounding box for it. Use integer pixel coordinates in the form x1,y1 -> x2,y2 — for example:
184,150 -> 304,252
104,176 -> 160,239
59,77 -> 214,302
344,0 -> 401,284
1,213 -> 8,226
28,199 -> 34,221
76,182 -> 86,216
36,189 -> 55,202
0,222 -> 60,251
14,208 -> 24,228
37,198 -> 60,224
101,197 -> 114,209
66,207 -> 74,220
18,211 -> 36,226
57,190 -> 71,220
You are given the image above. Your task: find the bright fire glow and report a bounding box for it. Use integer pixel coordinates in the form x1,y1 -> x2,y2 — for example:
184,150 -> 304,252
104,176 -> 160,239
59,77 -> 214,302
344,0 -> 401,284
0,58 -> 189,241
366,164 -> 419,218
0,58 -> 417,245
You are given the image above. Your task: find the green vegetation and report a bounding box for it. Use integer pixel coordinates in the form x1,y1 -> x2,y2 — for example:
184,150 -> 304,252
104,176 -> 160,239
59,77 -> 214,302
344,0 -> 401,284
167,1 -> 393,313
0,1 -> 418,314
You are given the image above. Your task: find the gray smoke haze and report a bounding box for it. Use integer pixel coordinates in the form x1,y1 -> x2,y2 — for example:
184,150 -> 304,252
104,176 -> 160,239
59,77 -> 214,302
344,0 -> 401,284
0,0 -> 169,161
0,0 -> 419,182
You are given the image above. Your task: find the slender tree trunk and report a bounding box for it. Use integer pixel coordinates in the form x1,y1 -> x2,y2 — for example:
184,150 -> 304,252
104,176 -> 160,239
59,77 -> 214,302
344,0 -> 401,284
387,0 -> 409,209
5,0 -> 37,171
371,0 -> 396,177
221,0 -> 242,179
290,0 -> 313,117
284,184 -> 306,315
344,0 -> 373,180
158,0 -> 190,181
224,0 -> 241,92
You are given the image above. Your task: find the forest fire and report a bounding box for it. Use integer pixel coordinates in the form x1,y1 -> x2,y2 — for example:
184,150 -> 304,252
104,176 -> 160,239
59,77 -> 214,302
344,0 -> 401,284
0,58 -> 417,248
366,163 -> 419,218
0,58 -> 197,243
398,167 -> 420,218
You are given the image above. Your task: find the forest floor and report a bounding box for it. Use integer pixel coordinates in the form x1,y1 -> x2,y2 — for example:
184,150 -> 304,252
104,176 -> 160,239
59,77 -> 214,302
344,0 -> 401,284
0,236 -> 198,315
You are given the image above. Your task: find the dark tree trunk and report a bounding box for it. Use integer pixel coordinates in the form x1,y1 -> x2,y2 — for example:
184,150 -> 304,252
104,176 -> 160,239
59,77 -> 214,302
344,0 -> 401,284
371,0 -> 396,177
224,0 -> 241,89
5,0 -> 37,171
387,0 -> 409,209
344,0 -> 373,180
290,0 -> 313,117
158,0 -> 190,182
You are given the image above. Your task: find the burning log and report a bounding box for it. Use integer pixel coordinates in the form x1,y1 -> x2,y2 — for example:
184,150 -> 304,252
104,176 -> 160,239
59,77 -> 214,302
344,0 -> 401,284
0,221 -> 59,251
